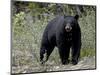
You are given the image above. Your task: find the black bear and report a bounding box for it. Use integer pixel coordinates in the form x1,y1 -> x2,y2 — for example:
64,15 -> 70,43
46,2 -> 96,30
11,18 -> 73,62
40,15 -> 81,65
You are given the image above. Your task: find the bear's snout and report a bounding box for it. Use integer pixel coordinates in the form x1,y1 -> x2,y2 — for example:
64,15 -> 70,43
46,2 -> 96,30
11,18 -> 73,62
65,25 -> 72,32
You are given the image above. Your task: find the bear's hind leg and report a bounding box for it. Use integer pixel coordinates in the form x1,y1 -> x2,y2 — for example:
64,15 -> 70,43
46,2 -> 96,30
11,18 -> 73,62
40,46 -> 54,64
45,46 -> 55,62
40,47 -> 46,64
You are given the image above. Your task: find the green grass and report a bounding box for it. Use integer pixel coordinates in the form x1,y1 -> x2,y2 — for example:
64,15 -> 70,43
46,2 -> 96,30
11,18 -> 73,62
80,49 -> 95,58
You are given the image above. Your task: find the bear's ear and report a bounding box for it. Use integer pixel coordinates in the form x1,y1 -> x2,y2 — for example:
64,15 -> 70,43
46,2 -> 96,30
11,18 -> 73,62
74,14 -> 79,20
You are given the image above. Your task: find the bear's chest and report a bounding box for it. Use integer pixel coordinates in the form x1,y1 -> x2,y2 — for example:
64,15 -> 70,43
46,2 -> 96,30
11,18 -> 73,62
65,33 -> 72,42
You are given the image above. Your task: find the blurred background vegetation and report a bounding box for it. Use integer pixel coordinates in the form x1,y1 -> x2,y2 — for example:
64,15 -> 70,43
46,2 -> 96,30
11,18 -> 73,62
12,1 -> 96,73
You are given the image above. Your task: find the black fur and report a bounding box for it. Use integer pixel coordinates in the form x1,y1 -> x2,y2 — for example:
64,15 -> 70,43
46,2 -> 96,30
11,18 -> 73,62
40,15 -> 81,65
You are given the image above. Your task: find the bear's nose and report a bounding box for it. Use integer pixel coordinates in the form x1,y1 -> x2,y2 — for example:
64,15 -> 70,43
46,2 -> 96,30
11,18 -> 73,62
66,27 -> 70,30
65,26 -> 72,32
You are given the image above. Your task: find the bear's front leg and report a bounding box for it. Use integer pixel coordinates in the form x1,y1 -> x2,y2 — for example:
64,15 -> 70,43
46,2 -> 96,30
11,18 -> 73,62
57,40 -> 70,65
59,47 -> 70,65
71,41 -> 81,65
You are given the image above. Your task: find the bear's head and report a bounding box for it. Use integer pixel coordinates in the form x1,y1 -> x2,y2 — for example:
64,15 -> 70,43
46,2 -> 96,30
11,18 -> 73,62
64,15 -> 79,32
